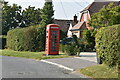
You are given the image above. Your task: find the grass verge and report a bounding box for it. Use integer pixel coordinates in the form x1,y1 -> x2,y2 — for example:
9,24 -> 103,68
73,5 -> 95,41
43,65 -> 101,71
0,49 -> 71,60
0,35 -> 7,38
79,64 -> 118,79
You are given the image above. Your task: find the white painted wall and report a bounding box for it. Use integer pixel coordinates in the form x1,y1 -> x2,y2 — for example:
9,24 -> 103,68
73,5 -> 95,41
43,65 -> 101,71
67,23 -> 73,37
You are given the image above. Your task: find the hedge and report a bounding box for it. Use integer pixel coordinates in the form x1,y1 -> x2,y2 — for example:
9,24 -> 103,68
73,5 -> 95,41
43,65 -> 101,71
7,25 -> 46,52
95,24 -> 120,67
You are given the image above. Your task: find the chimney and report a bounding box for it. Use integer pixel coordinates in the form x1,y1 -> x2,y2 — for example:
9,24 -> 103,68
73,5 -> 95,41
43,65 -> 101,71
73,14 -> 78,25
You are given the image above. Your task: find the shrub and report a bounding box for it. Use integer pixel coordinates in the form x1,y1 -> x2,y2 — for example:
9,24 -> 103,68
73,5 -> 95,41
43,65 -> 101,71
95,24 -> 120,67
82,29 -> 96,51
7,25 -> 46,52
60,44 -> 65,53
60,43 -> 80,56
60,35 -> 81,56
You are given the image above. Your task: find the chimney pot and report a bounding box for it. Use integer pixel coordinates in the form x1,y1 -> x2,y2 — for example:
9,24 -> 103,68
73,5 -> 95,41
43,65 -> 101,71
73,14 -> 78,25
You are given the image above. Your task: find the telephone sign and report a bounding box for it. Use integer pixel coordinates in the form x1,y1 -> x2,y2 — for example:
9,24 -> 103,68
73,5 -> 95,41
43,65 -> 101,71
45,24 -> 60,55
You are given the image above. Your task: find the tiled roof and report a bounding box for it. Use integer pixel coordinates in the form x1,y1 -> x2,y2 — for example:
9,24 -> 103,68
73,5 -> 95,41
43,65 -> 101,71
70,21 -> 85,31
54,19 -> 73,33
54,19 -> 75,33
81,1 -> 120,14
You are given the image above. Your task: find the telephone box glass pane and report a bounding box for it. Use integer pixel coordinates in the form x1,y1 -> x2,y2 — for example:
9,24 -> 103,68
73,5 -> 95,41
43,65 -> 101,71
51,30 -> 58,52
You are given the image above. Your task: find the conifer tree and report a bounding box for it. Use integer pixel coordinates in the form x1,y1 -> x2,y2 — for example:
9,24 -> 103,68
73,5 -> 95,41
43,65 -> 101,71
40,0 -> 54,27
39,0 -> 54,51
22,6 -> 41,27
2,2 -> 22,35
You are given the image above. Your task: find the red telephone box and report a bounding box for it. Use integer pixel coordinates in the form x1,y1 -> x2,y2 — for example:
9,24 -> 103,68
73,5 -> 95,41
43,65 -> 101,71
45,24 -> 60,55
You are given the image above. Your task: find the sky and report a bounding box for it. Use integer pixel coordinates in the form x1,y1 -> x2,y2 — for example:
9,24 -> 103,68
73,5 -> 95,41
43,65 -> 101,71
4,0 -> 95,20
4,0 -> 120,20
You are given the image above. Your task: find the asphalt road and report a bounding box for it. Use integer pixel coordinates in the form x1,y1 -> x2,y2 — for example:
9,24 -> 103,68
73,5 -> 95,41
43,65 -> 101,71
45,57 -> 96,70
2,56 -> 85,78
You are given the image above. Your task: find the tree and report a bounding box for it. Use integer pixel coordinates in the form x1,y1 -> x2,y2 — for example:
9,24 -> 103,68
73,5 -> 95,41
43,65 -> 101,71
40,0 -> 54,27
38,0 -> 54,50
2,2 -> 42,35
89,3 -> 120,28
0,0 -> 3,35
21,6 -> 41,27
2,2 -> 22,35
82,29 -> 96,51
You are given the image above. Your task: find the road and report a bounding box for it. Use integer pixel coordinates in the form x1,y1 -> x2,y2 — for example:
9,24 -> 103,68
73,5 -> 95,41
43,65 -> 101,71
2,56 -> 85,78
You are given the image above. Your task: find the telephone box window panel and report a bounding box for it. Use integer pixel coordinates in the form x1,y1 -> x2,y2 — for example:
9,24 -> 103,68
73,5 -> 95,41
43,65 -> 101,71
50,27 -> 59,29
45,24 -> 60,55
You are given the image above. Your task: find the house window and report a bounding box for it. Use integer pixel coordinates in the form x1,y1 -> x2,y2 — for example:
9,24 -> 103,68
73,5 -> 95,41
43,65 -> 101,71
84,13 -> 87,21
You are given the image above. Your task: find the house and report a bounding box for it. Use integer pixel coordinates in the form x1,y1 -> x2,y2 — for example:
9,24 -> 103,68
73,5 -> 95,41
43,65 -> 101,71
54,15 -> 78,34
70,0 -> 120,38
54,19 -> 72,34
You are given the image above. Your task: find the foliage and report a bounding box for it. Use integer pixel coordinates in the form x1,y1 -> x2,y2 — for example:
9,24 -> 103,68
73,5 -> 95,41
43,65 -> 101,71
60,43 -> 80,56
95,24 -> 120,67
60,30 -> 66,40
0,1 -> 3,35
38,0 -> 54,51
60,35 -> 81,56
82,29 -> 96,51
2,2 -> 42,35
2,2 -> 22,35
7,25 -> 45,52
22,6 -> 41,27
60,44 -> 65,53
40,0 -> 54,27
89,3 -> 120,28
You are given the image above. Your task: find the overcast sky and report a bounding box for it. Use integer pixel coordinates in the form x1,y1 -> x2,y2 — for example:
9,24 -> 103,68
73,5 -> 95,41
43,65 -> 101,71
5,0 -> 120,20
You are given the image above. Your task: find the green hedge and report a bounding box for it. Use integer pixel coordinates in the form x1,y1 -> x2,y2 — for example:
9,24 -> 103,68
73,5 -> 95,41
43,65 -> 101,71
95,24 -> 120,67
7,25 -> 46,52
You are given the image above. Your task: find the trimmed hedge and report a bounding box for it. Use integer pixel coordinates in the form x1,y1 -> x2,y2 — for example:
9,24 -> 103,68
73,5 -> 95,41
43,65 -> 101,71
95,24 -> 120,67
7,25 -> 46,52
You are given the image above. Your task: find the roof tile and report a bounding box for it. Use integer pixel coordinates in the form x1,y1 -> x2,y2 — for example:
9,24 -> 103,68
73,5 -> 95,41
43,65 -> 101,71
70,21 -> 85,31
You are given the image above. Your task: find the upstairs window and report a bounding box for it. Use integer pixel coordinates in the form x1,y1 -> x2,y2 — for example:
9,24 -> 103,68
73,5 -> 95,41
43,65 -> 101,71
84,13 -> 87,21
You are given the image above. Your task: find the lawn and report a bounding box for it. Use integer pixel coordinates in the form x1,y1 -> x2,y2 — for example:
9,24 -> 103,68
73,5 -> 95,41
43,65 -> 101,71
0,49 -> 71,60
79,64 -> 119,79
0,35 -> 7,38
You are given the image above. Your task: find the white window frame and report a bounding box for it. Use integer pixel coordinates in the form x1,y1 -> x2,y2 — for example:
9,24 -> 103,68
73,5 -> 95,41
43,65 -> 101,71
84,12 -> 87,21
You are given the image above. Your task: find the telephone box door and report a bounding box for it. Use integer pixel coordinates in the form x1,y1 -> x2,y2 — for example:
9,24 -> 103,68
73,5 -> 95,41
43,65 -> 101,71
45,24 -> 60,55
